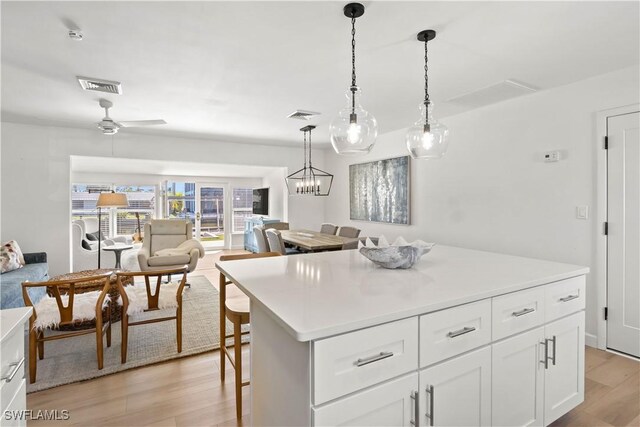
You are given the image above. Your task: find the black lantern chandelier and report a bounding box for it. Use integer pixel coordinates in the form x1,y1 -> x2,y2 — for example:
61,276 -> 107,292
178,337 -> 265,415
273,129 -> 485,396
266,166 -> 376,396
286,125 -> 334,196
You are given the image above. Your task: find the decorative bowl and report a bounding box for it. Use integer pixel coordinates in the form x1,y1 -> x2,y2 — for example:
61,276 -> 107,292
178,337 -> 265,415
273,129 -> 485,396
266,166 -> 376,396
358,236 -> 435,269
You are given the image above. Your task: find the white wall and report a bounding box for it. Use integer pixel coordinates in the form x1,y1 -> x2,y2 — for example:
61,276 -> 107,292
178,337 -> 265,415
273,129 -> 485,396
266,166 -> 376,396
71,170 -> 262,248
324,65 -> 640,341
0,123 -> 327,275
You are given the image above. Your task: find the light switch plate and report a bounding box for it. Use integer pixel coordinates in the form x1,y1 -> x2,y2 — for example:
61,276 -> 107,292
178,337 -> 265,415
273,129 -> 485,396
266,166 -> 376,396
576,206 -> 589,219
544,151 -> 560,162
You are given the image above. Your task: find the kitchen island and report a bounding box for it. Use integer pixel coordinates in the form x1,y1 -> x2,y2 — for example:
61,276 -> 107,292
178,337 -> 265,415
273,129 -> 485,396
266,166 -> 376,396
216,245 -> 589,426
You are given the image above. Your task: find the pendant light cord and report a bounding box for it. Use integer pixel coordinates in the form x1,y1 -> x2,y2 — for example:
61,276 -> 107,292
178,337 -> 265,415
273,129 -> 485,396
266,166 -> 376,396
350,13 -> 357,113
424,39 -> 430,107
303,130 -> 308,170
308,128 -> 313,167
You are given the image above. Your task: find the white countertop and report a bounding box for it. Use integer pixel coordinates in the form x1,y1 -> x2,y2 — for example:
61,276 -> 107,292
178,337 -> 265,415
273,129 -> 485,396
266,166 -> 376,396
216,246 -> 589,342
1,307 -> 32,342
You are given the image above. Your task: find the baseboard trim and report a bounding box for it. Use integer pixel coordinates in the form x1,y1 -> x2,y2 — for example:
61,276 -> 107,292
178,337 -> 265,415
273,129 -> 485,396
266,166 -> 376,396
585,333 -> 598,348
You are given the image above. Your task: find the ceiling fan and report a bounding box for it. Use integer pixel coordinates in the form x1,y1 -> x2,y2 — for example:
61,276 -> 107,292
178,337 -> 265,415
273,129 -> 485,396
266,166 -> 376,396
96,99 -> 166,135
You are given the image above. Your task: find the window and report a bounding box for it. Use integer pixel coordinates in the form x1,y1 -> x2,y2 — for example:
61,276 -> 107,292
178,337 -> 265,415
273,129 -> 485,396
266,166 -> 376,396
232,188 -> 253,233
114,185 -> 156,236
72,184 -> 156,237
71,184 -> 111,237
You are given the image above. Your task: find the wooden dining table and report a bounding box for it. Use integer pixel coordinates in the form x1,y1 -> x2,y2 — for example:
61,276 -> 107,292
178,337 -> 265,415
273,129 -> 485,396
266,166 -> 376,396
280,229 -> 358,252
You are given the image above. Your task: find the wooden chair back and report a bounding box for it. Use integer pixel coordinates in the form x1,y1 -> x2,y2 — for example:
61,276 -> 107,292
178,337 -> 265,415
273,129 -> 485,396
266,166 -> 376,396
22,272 -> 113,327
116,266 -> 188,312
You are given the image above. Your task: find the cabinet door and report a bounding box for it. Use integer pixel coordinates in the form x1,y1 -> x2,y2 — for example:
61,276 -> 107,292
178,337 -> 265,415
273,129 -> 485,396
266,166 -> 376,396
420,346 -> 491,426
492,327 -> 545,426
313,373 -> 419,427
543,311 -> 585,425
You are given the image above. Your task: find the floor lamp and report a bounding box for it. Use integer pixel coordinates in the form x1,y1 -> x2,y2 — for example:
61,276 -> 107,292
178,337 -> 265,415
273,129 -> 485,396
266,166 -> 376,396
96,191 -> 129,268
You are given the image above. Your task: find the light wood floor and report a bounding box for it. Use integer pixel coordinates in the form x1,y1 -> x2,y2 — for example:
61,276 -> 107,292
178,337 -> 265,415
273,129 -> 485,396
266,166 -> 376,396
27,250 -> 639,426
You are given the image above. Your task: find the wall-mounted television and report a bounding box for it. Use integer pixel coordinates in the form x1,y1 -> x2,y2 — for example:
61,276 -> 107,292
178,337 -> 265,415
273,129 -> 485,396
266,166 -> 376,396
252,188 -> 269,216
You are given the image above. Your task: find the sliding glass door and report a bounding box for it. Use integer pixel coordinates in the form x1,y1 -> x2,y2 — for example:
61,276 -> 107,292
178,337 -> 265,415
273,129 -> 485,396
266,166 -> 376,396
196,183 -> 227,249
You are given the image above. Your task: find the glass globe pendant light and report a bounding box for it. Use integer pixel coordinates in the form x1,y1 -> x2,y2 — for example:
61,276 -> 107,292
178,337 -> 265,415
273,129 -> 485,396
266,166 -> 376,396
406,30 -> 449,159
330,3 -> 378,155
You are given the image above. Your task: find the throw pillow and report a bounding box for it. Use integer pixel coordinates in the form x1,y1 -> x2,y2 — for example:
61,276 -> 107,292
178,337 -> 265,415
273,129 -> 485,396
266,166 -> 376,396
86,231 -> 102,241
3,240 -> 25,265
1,242 -> 23,273
82,239 -> 93,251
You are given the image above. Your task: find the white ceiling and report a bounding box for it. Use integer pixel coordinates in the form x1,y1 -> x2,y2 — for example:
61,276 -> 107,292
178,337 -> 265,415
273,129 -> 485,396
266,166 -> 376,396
71,156 -> 279,178
2,1 -> 638,146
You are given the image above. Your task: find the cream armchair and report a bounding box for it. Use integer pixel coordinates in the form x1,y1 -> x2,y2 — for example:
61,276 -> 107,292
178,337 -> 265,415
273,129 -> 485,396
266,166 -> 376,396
137,220 -> 204,273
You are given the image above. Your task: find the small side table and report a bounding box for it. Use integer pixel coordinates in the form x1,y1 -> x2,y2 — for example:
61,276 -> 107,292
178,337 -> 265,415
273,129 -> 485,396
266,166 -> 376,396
103,244 -> 134,269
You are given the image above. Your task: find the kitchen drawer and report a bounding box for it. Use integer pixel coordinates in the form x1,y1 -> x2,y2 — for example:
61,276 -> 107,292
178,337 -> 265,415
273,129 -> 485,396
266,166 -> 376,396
2,380 -> 26,427
492,286 -> 545,340
420,299 -> 491,367
313,317 -> 418,405
545,276 -> 586,322
1,326 -> 25,413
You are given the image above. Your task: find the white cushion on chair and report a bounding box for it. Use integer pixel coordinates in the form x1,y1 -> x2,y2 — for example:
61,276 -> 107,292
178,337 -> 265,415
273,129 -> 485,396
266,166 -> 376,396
32,291 -> 111,330
118,282 -> 181,316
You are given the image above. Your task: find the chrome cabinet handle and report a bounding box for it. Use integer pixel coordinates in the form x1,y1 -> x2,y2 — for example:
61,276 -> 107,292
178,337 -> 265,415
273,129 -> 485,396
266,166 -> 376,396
551,335 -> 557,365
540,340 -> 549,369
1,357 -> 25,383
410,391 -> 419,427
425,385 -> 434,426
354,351 -> 393,367
447,326 -> 476,338
559,294 -> 579,303
512,307 -> 535,317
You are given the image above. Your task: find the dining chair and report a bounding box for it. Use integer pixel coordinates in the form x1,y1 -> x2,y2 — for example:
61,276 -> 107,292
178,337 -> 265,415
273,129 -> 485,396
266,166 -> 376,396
267,222 -> 289,231
253,225 -> 270,253
115,266 -> 188,363
265,229 -> 299,255
21,271 -> 113,383
320,223 -> 338,235
219,252 -> 281,419
338,226 -> 361,238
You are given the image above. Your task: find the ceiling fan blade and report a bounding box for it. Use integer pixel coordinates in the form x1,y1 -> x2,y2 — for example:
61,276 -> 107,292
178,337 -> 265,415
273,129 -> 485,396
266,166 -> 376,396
117,119 -> 167,128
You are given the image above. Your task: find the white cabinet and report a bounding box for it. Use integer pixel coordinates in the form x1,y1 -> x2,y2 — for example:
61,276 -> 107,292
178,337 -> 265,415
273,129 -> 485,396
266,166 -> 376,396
419,347 -> 492,427
492,311 -> 585,427
543,311 -> 585,425
1,308 -> 32,427
313,373 -> 419,427
492,327 -> 545,426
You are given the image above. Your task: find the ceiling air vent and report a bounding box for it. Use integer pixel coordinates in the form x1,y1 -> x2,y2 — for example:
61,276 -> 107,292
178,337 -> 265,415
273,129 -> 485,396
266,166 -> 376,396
77,76 -> 122,95
446,79 -> 537,108
287,110 -> 321,120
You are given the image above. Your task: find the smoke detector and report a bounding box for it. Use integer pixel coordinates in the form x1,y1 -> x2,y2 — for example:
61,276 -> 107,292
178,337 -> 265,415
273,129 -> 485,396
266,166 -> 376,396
77,76 -> 122,95
68,30 -> 83,40
287,110 -> 321,120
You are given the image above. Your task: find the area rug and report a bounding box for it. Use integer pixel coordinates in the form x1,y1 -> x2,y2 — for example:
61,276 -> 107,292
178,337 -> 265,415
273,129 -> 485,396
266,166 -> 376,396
27,276 -> 243,393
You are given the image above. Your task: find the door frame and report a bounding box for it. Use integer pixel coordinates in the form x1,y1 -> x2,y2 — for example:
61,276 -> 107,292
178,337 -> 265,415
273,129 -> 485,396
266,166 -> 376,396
595,103 -> 640,350
195,182 -> 230,250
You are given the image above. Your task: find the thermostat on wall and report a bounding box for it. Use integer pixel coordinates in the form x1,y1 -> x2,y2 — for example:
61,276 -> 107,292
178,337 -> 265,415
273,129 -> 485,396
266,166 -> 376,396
544,151 -> 560,162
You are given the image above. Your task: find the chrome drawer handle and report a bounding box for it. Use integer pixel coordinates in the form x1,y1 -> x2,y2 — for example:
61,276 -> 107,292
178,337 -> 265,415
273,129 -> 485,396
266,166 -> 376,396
354,351 -> 393,367
1,357 -> 25,383
559,294 -> 579,303
425,385 -> 434,426
512,307 -> 535,317
410,391 -> 419,426
447,326 -> 476,338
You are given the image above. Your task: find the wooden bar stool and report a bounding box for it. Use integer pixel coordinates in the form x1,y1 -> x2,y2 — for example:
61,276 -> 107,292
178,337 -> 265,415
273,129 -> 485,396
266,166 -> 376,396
218,252 -> 281,419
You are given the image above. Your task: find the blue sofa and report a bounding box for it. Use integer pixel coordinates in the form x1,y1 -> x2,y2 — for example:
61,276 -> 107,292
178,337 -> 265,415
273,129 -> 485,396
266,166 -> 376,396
1,252 -> 48,309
